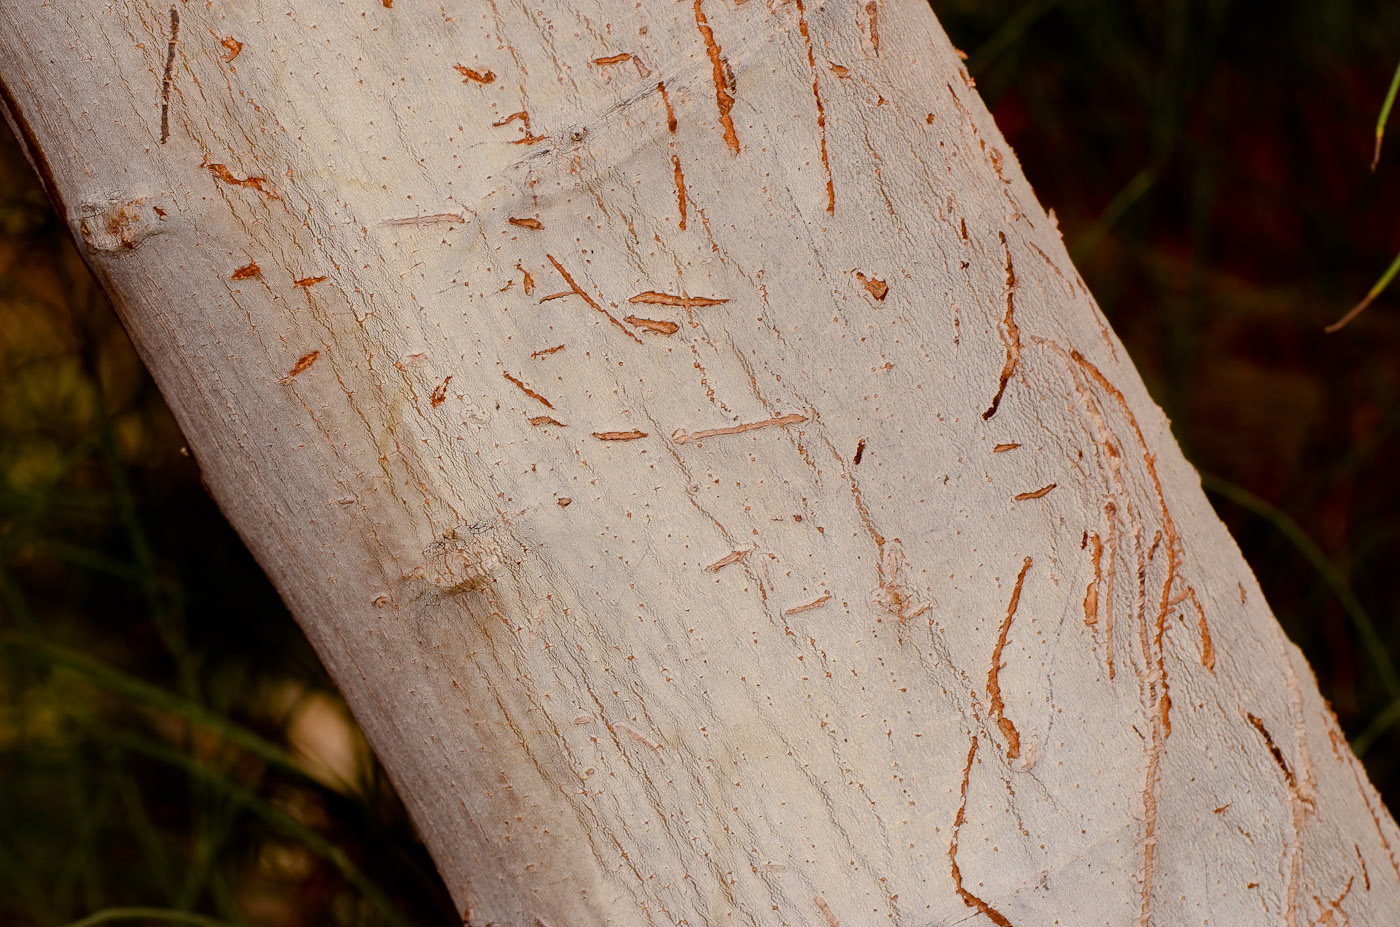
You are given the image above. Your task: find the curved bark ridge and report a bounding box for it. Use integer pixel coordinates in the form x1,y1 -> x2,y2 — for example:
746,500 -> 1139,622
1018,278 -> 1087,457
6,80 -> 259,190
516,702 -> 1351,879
3,0 -> 1397,925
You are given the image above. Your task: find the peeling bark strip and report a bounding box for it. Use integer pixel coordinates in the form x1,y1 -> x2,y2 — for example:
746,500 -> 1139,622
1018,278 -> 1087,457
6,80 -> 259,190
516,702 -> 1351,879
783,593 -> 830,616
454,65 -> 495,84
205,162 -> 279,200
950,736 -> 1014,926
658,81 -> 677,133
855,271 -> 888,300
544,254 -> 644,345
159,6 -> 179,144
220,36 -> 243,63
280,350 -> 319,382
814,895 -> 840,927
508,216 -> 543,230
430,376 -> 453,408
530,344 -> 564,358
529,415 -> 566,427
1248,712 -> 1299,792
592,53 -> 631,66
866,0 -> 881,54
1186,587 -> 1215,671
983,234 -> 1022,420
230,261 -> 260,280
672,413 -> 806,445
992,442 -> 1020,453
704,549 -> 748,573
623,314 -> 679,334
694,0 -> 739,153
502,371 -> 553,408
294,275 -> 327,288
793,0 -> 834,213
628,291 -> 728,308
1013,483 -> 1056,501
1084,533 -> 1103,628
592,430 -> 647,441
671,153 -> 687,229
987,556 -> 1032,760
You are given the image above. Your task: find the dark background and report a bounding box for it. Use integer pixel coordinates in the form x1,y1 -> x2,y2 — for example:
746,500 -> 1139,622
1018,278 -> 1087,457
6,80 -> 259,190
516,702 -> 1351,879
2,1 -> 1398,923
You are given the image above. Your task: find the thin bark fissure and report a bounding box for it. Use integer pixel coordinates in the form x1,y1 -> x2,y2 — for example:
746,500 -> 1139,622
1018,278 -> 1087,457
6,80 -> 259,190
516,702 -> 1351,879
988,557 -> 1032,760
982,233 -> 1021,420
693,0 -> 739,154
159,6 -> 179,144
793,0 -> 834,213
544,254 -> 644,345
949,736 -> 1015,927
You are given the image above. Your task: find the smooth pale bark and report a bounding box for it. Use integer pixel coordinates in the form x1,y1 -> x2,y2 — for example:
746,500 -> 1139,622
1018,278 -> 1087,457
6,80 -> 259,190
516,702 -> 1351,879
2,1 -> 1396,923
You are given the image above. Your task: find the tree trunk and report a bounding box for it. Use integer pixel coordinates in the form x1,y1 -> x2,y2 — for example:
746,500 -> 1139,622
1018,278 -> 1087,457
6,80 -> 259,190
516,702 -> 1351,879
2,0 -> 1395,923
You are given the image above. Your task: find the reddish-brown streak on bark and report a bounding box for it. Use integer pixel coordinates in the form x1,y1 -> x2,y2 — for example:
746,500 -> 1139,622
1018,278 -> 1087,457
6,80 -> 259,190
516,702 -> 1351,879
672,153 -> 688,229
658,81 -> 678,133
1068,350 -> 1181,927
430,376 -> 452,408
592,430 -> 647,441
531,344 -> 565,358
220,36 -> 243,63
230,261 -> 260,280
160,6 -> 179,144
502,371 -> 554,408
814,896 -> 840,927
517,264 -> 535,295
529,416 -> 566,427
865,0 -> 881,54
672,413 -> 806,445
454,65 -> 496,84
556,497 -> 572,506
1248,713 -> 1298,793
538,291 -> 571,303
592,53 -> 632,66
281,351 -> 319,382
205,163 -> 280,200
853,438 -> 866,465
623,315 -> 679,334
949,736 -> 1014,926
988,557 -> 1032,761
830,63 -> 851,78
793,0 -> 835,212
508,216 -> 543,230
704,549 -> 749,573
1013,483 -> 1056,501
992,442 -> 1020,453
983,233 -> 1021,420
855,271 -> 888,300
1104,500 -> 1119,679
784,593 -> 831,616
1186,587 -> 1215,671
545,254 -> 645,345
693,0 -> 740,153
629,291 -> 728,307
294,275 -> 327,288
1084,533 -> 1103,628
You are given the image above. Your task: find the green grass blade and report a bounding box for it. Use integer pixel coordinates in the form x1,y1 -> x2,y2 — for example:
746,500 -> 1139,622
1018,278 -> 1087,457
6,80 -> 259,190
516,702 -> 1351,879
1199,472 -> 1400,701
1328,247 -> 1400,332
1372,58 -> 1400,171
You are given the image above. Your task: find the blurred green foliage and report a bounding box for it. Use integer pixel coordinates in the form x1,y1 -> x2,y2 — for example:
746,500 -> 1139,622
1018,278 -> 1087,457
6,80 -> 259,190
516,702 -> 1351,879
1,1 -> 1398,923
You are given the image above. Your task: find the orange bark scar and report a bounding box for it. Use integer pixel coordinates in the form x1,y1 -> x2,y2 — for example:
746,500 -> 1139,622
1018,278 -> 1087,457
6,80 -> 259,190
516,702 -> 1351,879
623,315 -> 679,334
783,593 -> 831,616
694,0 -> 740,153
865,1 -> 881,54
992,442 -> 1020,453
294,275 -> 327,288
1013,483 -> 1056,501
592,430 -> 647,441
517,264 -> 535,295
854,271 -> 888,300
205,162 -> 279,200
529,416 -> 566,427
230,261 -> 260,280
982,232 -> 1021,420
1084,533 -> 1103,629
592,53 -> 632,66
1186,587 -> 1215,671
814,896 -> 840,927
544,254 -> 644,345
454,65 -> 496,84
508,216 -> 543,230
794,0 -> 835,212
430,375 -> 452,408
502,371 -> 554,408
704,549 -> 749,573
949,736 -> 1014,927
658,81 -> 678,133
220,36 -> 243,63
672,153 -> 688,229
531,344 -> 565,358
281,350 -> 319,383
629,291 -> 728,308
672,413 -> 806,445
988,557 -> 1032,761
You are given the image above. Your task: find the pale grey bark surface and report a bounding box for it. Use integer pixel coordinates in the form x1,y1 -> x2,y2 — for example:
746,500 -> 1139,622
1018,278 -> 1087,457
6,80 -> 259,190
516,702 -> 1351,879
2,1 -> 1396,924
